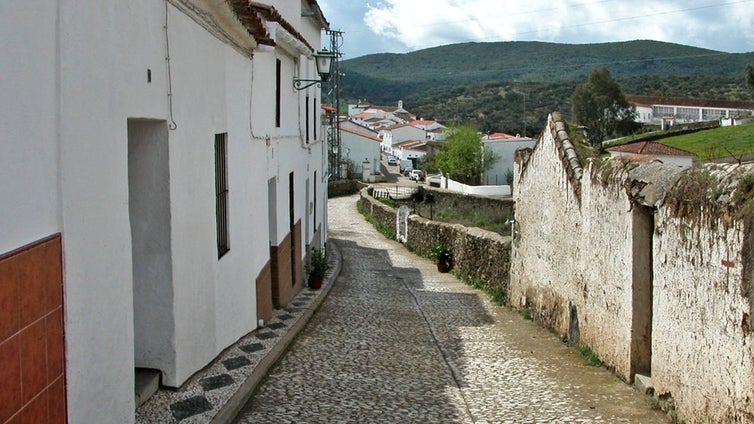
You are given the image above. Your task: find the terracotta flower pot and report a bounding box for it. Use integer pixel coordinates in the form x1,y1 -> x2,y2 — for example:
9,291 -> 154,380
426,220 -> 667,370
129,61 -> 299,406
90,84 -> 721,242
309,275 -> 324,289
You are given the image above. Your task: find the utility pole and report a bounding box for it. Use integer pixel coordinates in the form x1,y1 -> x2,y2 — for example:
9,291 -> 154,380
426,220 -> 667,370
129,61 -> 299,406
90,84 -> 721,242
325,29 -> 344,180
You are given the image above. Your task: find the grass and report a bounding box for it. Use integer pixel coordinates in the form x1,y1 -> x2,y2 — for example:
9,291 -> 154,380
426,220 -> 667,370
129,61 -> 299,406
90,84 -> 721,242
451,271 -> 508,306
578,345 -> 602,367
651,122 -> 754,160
357,201 -> 395,240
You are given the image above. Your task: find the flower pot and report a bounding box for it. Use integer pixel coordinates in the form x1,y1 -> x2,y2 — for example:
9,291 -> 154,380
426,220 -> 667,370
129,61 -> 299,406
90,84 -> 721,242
309,275 -> 324,289
437,262 -> 449,273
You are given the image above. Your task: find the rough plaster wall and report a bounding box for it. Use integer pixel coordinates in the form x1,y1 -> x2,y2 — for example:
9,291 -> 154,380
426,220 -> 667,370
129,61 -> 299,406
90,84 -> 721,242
510,117 -> 581,333
512,115 -> 644,381
577,165 -> 637,380
653,209 -> 754,422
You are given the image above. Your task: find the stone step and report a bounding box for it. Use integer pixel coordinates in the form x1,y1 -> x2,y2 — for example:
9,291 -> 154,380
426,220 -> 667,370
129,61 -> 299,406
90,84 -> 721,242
634,373 -> 654,395
135,368 -> 161,408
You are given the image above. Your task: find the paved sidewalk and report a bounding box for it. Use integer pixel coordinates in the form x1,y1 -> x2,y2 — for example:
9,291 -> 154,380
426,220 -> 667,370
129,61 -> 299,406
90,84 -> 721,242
135,242 -> 342,423
233,194 -> 668,423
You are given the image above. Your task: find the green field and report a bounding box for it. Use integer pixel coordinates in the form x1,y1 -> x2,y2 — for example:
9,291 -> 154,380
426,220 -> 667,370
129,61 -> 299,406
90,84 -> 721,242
660,123 -> 754,160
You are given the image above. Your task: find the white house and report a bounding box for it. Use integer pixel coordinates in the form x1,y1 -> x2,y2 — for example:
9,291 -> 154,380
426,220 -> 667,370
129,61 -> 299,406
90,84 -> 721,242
606,141 -> 695,168
340,126 -> 382,176
483,133 -> 537,185
0,1 -> 330,422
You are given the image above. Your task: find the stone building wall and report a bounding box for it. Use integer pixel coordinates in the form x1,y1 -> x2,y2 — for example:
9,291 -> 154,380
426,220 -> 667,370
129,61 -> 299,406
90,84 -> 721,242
513,112 -> 754,422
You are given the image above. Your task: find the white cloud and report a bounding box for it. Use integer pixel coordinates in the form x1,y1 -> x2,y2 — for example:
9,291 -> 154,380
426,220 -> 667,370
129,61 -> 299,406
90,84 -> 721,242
345,0 -> 754,56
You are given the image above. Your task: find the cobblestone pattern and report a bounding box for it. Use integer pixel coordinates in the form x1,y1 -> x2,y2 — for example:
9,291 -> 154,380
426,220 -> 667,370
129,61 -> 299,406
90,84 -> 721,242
234,194 -> 668,423
135,277 -> 337,423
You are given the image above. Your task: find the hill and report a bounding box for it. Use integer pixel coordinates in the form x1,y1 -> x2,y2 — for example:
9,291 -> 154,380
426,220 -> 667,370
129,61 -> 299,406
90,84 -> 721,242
338,40 -> 754,135
341,40 -> 753,102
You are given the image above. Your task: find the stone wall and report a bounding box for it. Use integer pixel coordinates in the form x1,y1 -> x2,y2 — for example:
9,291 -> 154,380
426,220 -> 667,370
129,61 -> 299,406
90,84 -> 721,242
513,113 -> 754,422
359,188 -> 511,296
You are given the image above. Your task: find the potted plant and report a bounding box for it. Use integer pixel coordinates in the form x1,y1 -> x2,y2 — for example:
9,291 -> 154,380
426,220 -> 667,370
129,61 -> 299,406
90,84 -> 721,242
430,242 -> 452,273
307,248 -> 330,289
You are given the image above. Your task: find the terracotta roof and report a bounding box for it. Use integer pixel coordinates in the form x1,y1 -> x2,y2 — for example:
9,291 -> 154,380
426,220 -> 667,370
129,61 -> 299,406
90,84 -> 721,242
627,95 -> 754,111
486,132 -> 516,139
321,105 -> 335,113
607,141 -> 695,157
340,126 -> 381,142
396,140 -> 427,149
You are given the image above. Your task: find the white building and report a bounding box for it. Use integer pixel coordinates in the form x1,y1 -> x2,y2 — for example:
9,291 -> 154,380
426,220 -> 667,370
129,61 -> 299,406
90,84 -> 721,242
340,126 -> 382,176
483,133 -> 537,185
628,95 -> 754,127
0,1 -> 330,422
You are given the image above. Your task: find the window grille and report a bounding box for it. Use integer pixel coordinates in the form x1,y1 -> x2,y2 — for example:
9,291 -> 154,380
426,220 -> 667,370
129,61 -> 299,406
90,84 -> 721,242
215,133 -> 229,258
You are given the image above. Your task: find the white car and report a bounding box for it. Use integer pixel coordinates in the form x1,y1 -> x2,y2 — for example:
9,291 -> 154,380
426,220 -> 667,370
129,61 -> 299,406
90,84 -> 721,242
409,169 -> 424,181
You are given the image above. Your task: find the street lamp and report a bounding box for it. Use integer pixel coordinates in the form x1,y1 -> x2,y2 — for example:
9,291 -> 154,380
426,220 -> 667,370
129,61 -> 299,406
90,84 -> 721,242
293,49 -> 336,90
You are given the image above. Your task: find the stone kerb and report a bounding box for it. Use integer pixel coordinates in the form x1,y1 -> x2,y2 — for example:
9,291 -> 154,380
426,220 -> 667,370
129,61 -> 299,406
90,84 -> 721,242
359,188 -> 511,296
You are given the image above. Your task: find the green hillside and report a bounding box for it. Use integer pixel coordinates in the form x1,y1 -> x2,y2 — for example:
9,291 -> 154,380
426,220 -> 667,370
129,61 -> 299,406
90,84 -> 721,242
338,40 -> 754,136
659,123 -> 754,160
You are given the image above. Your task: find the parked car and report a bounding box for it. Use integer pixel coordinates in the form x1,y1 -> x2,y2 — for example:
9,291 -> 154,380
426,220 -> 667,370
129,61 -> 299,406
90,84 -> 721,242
427,174 -> 441,187
387,155 -> 397,165
409,169 -> 424,182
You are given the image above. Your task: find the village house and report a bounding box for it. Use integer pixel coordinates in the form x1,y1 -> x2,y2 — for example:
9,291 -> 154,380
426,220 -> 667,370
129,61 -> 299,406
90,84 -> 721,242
482,132 -> 537,185
0,1 -> 330,422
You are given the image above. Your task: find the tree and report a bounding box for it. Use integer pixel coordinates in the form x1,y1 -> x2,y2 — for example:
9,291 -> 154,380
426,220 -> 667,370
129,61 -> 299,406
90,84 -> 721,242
433,125 -> 498,185
571,68 -> 636,149
747,64 -> 754,98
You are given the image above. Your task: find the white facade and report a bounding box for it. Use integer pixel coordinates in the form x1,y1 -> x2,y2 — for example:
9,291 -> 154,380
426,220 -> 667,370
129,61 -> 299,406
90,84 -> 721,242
483,136 -> 537,185
341,128 -> 382,175
0,1 -> 329,422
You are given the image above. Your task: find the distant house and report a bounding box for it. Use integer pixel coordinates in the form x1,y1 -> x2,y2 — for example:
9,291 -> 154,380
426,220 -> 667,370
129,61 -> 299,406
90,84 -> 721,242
393,140 -> 428,163
482,133 -> 537,185
348,100 -> 416,128
606,141 -> 695,168
340,126 -> 382,176
627,95 -> 754,128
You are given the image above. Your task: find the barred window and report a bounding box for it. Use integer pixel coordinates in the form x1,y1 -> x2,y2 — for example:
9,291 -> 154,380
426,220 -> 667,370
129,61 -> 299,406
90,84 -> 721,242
215,133 -> 229,258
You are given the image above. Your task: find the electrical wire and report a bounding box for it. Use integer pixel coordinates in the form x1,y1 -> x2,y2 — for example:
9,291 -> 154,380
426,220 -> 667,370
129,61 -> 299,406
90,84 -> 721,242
165,0 -> 177,130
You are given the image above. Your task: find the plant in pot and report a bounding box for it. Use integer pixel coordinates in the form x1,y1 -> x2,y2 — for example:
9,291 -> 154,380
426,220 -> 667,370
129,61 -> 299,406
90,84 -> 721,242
307,248 -> 330,289
430,242 -> 452,273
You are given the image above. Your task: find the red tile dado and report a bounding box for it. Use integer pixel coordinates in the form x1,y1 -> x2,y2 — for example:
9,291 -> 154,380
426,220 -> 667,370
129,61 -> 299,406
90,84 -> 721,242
46,308 -> 64,384
0,234 -> 66,424
0,335 -> 22,423
18,248 -> 47,329
49,377 -> 67,424
0,259 -> 20,342
19,319 -> 48,405
19,389 -> 48,424
43,238 -> 63,314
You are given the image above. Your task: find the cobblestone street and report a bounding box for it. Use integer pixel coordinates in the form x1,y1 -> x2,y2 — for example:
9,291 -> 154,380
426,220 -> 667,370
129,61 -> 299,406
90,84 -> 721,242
234,194 -> 667,423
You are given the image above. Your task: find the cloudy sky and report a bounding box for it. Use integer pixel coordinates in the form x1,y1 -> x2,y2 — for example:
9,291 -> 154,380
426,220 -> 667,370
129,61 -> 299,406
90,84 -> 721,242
318,0 -> 754,60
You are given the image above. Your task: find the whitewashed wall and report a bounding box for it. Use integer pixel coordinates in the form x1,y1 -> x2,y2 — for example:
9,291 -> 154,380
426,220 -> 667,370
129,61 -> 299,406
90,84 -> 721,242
513,114 -> 754,422
652,165 -> 754,423
0,1 -> 61,254
0,0 -> 328,422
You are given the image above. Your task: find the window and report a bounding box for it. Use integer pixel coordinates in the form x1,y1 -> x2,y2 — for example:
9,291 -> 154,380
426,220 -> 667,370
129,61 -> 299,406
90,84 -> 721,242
313,97 -> 317,140
275,59 -> 281,128
215,133 -> 229,258
306,95 -> 310,143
